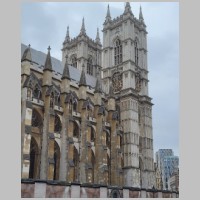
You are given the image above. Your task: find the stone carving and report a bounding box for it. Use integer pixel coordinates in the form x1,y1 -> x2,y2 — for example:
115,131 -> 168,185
112,72 -> 123,92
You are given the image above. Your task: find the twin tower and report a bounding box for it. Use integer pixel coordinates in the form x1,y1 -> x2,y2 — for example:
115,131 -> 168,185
21,2 -> 155,190
61,3 -> 155,188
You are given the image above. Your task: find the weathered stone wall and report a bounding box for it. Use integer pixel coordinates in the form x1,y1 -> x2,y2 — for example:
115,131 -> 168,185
21,181 -> 179,198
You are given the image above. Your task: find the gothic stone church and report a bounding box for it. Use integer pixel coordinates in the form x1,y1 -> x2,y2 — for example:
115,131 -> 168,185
21,3 -> 177,198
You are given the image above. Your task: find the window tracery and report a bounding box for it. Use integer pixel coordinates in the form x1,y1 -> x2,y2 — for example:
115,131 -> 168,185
73,122 -> 79,138
114,39 -> 122,65
87,57 -> 93,75
135,41 -> 139,65
31,109 -> 43,128
71,55 -> 77,68
50,92 -> 54,109
54,115 -> 62,133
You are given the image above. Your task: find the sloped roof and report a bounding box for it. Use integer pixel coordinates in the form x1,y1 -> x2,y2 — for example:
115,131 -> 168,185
21,44 -> 96,88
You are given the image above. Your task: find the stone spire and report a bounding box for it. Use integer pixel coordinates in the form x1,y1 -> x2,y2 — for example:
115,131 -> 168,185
95,28 -> 101,44
80,17 -> 86,35
105,4 -> 111,22
43,46 -> 53,71
65,26 -> 70,42
79,64 -> 87,86
61,55 -> 70,80
21,44 -> 32,62
94,69 -> 102,93
124,2 -> 132,14
139,5 -> 144,21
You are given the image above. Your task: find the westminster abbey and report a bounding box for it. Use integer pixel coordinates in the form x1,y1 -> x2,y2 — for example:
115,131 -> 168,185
21,3 -> 178,198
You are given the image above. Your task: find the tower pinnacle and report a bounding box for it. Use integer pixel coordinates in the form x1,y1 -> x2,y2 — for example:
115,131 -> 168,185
43,46 -> 53,71
124,2 -> 132,15
94,69 -> 102,93
21,44 -> 32,62
65,26 -> 70,42
61,55 -> 70,80
139,5 -> 144,21
95,28 -> 101,44
105,4 -> 111,23
79,64 -> 87,86
80,17 -> 86,35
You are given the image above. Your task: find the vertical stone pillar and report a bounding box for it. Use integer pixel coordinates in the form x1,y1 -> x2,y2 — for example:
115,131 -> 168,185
59,94 -> 69,181
47,114 -> 55,180
121,98 -> 140,187
71,184 -> 80,198
34,182 -> 47,198
22,131 -> 32,178
21,87 -> 33,178
100,186 -> 107,198
139,103 -> 155,189
108,111 -> 118,185
158,191 -> 162,198
141,190 -> 146,198
123,188 -> 129,198
94,105 -> 104,184
79,100 -> 88,183
40,93 -> 51,180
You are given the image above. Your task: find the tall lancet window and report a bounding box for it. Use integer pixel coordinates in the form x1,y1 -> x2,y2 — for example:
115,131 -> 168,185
71,55 -> 77,68
87,57 -> 93,75
135,41 -> 139,65
114,39 -> 122,65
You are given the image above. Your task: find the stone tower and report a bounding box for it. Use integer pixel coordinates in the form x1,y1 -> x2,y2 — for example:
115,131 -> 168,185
102,3 -> 155,188
62,18 -> 102,76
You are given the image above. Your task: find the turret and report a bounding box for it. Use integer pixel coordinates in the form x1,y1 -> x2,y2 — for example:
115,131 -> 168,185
95,28 -> 101,45
79,64 -> 87,100
21,44 -> 32,85
107,83 -> 115,111
79,17 -> 86,36
64,26 -> 70,43
104,4 -> 111,24
123,2 -> 133,15
61,55 -> 70,94
42,46 -> 53,97
94,69 -> 102,106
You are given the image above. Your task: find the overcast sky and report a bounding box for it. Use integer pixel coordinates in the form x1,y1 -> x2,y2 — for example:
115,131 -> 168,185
21,2 -> 179,157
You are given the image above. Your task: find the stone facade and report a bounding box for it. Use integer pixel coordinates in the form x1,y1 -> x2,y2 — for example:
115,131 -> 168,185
21,3 -> 176,198
21,180 -> 179,198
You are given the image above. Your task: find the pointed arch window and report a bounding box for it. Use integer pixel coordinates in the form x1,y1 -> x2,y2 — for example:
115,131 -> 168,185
53,141 -> 60,180
54,115 -> 62,133
50,92 -> 54,109
69,99 -> 73,114
87,57 -> 93,75
27,81 -> 32,100
91,127 -> 95,142
33,85 -> 42,100
91,150 -> 95,183
29,137 -> 39,179
32,109 -> 43,128
73,99 -> 78,112
114,39 -> 122,65
135,41 -> 139,65
73,122 -> 79,138
107,154 -> 111,184
55,94 -> 61,107
106,131 -> 110,147
71,55 -> 77,68
73,147 -> 79,182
